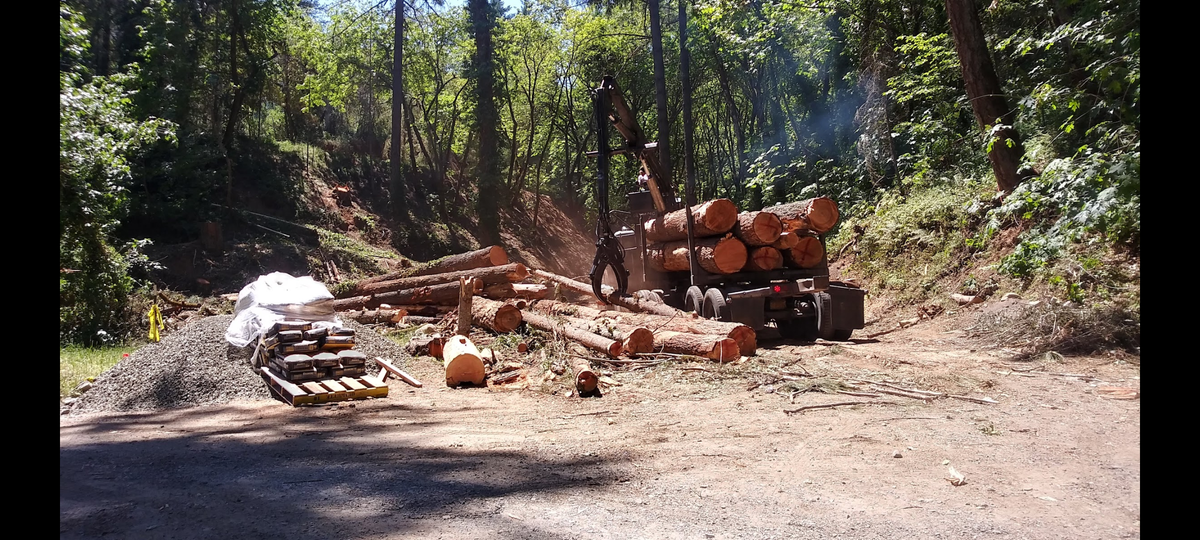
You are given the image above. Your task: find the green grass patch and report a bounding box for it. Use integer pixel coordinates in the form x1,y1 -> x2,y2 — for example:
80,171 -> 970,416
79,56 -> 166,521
60,345 -> 139,398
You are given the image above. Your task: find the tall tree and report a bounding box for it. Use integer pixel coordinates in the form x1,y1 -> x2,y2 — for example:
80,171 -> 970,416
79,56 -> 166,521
469,0 -> 502,243
944,0 -> 1024,193
648,0 -> 673,188
391,0 -> 407,218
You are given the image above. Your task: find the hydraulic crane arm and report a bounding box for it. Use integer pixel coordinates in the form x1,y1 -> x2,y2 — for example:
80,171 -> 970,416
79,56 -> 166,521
595,76 -> 679,214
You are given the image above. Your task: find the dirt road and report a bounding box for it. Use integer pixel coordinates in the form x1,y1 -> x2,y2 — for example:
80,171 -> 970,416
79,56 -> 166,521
60,313 -> 1140,539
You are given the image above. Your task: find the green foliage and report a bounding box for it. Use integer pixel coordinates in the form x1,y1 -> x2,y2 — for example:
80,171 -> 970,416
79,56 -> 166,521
60,3 -> 175,345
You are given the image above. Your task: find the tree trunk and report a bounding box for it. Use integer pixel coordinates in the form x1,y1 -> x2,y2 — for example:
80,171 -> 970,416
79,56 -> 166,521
482,282 -> 550,301
469,0 -> 502,244
390,0 -> 407,218
572,358 -> 598,394
647,234 -> 748,274
649,0 -> 672,186
550,312 -> 655,355
470,296 -> 523,333
340,263 -> 527,298
944,0 -> 1025,193
644,199 -> 739,242
762,197 -> 840,234
456,277 -> 473,335
653,331 -> 740,362
733,211 -> 784,246
343,308 -> 406,325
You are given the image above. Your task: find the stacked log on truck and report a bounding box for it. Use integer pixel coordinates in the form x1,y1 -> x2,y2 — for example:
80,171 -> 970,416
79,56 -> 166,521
638,197 -> 838,274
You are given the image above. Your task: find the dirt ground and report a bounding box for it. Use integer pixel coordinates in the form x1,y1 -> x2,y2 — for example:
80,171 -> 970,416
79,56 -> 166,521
59,304 -> 1140,540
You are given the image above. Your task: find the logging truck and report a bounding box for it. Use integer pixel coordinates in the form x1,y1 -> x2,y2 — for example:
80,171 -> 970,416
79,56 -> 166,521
588,76 -> 865,341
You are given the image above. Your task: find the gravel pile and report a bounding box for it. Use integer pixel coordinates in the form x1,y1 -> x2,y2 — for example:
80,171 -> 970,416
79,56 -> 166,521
68,315 -> 409,414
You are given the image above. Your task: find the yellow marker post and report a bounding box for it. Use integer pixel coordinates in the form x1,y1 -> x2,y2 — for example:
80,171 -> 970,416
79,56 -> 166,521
148,304 -> 164,342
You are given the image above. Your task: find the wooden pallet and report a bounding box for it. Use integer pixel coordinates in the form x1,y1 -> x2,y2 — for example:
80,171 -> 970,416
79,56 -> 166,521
260,367 -> 388,406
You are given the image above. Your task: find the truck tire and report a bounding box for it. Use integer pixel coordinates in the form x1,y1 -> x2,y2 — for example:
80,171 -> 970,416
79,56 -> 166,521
702,287 -> 731,321
815,292 -> 835,341
684,286 -> 704,314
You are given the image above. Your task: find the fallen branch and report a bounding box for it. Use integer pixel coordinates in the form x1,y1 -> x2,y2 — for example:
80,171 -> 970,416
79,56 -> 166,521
947,394 -> 999,405
784,401 -> 898,414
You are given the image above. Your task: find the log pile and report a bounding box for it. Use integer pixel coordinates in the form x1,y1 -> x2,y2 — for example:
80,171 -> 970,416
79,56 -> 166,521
331,203 -> 836,387
638,196 -> 839,274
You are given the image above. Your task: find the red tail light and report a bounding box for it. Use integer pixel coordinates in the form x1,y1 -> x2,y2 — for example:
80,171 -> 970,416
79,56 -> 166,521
773,285 -> 782,293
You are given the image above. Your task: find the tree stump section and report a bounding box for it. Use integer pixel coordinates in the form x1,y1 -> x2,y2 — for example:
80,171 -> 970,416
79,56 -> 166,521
782,234 -> 826,269
442,335 -> 485,386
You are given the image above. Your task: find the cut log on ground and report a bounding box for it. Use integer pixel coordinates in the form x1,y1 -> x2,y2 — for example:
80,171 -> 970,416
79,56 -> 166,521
367,278 -> 482,308
732,211 -> 783,246
343,308 -> 406,324
521,310 -> 623,357
339,263 -> 528,298
743,246 -> 784,272
644,198 -> 739,242
782,234 -> 825,269
647,234 -> 748,274
355,246 -> 509,287
529,301 -> 756,356
401,315 -> 445,326
483,282 -> 550,301
572,358 -> 599,394
405,335 -> 445,359
652,331 -> 740,362
530,268 -> 694,318
441,335 -> 486,386
763,197 -> 840,234
471,297 -> 523,333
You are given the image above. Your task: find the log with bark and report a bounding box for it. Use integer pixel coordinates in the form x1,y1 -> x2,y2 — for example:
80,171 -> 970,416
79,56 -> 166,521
530,269 -> 693,318
406,334 -> 445,358
647,234 -> 748,274
781,233 -> 826,269
482,282 -> 550,301
743,246 -> 783,272
339,263 -> 528,298
520,310 -> 622,357
572,358 -> 599,394
644,198 -> 739,242
400,315 -> 446,326
732,211 -> 783,246
529,300 -> 756,356
343,308 -> 406,324
470,296 -> 523,333
456,277 -> 473,335
441,334 -> 486,386
652,331 -> 741,362
763,197 -> 840,234
365,278 -> 482,309
354,246 -> 509,288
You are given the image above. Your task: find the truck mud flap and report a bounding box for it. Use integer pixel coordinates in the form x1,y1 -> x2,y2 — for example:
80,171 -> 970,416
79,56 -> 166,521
828,283 -> 866,330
